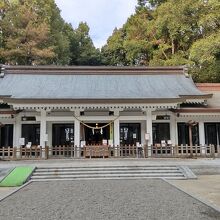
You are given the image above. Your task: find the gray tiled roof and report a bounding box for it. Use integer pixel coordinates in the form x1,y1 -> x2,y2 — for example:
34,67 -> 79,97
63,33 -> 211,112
0,66 -> 207,100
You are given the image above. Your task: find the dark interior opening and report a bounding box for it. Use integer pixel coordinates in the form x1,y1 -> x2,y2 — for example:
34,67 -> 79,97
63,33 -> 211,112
120,123 -> 141,146
177,123 -> 199,146
84,123 -> 110,145
52,124 -> 74,146
205,123 -> 220,152
22,124 -> 40,146
0,124 -> 13,147
153,123 -> 170,145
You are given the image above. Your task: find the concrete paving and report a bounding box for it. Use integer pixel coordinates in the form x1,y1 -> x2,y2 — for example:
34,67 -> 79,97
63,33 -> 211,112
170,175 -> 220,209
0,158 -> 220,167
0,179 -> 220,220
0,168 -> 13,182
0,168 -> 16,200
0,187 -> 18,201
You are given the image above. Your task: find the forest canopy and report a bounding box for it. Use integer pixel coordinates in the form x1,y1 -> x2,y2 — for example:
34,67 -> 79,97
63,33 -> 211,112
0,0 -> 100,66
102,0 -> 220,82
0,0 -> 220,82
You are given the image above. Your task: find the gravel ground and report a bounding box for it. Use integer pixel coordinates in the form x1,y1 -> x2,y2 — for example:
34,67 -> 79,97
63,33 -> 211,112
0,180 -> 220,220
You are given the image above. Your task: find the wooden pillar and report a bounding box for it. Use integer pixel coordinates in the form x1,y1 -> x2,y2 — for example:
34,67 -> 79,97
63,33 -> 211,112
47,122 -> 53,156
13,113 -> 21,147
75,120 -> 81,158
74,111 -> 81,158
40,109 -> 47,148
146,110 -> 153,145
189,124 -> 193,157
74,110 -> 81,149
113,118 -> 120,147
113,110 -> 120,157
146,109 -> 152,157
199,121 -> 205,146
170,114 -> 177,145
74,119 -> 80,148
13,114 -> 22,159
113,110 -> 120,147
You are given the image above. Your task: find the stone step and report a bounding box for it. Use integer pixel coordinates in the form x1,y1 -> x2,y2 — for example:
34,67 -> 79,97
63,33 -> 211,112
33,170 -> 181,176
31,172 -> 184,179
30,165 -> 194,181
36,166 -> 179,172
31,176 -> 186,181
37,165 -> 178,168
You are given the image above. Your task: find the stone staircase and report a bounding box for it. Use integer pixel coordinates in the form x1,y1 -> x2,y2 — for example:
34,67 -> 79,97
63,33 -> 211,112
30,165 -> 197,181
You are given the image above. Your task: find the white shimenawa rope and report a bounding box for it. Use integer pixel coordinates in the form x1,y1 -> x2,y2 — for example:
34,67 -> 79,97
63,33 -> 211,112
73,115 -> 119,129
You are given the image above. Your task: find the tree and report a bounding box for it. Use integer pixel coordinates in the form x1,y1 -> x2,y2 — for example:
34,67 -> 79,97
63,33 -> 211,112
101,8 -> 153,66
101,28 -> 127,65
189,0 -> 220,82
0,0 -> 100,66
0,0 -> 55,65
148,0 -> 167,7
40,0 -> 71,65
136,0 -> 148,11
69,22 -> 101,65
101,0 -> 220,82
148,0 -> 203,65
123,9 -> 154,65
0,0 -> 10,63
136,0 -> 166,10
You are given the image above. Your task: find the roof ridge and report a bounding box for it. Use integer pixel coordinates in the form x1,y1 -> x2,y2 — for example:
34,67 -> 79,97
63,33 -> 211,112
2,65 -> 185,69
2,65 -> 186,76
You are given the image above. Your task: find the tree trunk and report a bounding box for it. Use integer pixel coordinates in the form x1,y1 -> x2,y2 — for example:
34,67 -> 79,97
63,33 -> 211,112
171,38 -> 175,55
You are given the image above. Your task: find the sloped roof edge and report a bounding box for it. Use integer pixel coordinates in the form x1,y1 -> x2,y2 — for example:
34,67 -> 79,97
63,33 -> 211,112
0,65 -> 210,101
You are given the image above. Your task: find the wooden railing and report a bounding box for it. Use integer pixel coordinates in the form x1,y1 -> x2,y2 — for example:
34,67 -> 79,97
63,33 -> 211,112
151,144 -> 219,158
0,147 -> 15,160
113,145 -> 147,158
0,146 -> 47,160
48,145 -> 75,158
20,145 -> 45,159
0,145 -> 219,160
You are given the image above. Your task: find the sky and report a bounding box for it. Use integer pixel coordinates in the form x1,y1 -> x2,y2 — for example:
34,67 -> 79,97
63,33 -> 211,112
54,0 -> 137,49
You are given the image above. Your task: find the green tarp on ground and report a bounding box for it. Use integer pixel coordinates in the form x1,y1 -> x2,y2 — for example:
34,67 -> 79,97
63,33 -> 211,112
0,167 -> 35,187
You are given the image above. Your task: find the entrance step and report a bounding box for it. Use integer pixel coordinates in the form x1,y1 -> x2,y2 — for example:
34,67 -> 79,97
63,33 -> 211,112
30,165 -> 196,181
